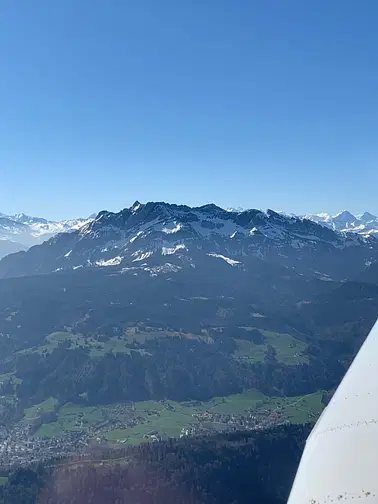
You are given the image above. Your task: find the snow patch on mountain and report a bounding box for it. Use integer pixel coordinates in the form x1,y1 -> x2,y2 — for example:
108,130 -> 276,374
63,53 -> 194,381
162,223 -> 182,234
145,263 -> 182,274
162,244 -> 186,255
207,253 -> 241,266
96,256 -> 123,267
226,207 -> 245,213
130,231 -> 143,243
132,251 -> 153,262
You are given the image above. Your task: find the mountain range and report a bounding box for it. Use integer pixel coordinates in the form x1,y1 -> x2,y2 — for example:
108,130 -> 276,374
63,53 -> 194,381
0,212 -> 94,259
304,210 -> 378,235
1,206 -> 377,263
0,202 -> 377,281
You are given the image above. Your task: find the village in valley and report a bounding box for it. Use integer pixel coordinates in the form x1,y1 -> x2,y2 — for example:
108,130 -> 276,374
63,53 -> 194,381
0,390 -> 323,467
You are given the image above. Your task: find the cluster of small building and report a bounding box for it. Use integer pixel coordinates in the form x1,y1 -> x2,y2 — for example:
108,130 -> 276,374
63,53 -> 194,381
0,423 -> 89,467
0,400 -> 292,467
0,402 -> 140,467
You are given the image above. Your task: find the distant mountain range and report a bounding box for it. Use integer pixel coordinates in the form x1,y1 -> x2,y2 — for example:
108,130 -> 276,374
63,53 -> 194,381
230,209 -> 378,235
303,210 -> 378,235
0,212 -> 94,259
0,201 -> 376,281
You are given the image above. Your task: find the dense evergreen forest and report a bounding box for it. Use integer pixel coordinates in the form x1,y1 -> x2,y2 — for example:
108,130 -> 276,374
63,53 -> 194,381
0,264 -> 376,412
0,424 -> 311,504
8,335 -> 345,408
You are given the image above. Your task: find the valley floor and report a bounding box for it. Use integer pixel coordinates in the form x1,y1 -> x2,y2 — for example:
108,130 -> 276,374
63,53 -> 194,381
0,389 -> 324,467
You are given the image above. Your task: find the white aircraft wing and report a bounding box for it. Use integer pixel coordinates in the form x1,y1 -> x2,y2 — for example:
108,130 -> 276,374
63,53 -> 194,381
287,319 -> 378,504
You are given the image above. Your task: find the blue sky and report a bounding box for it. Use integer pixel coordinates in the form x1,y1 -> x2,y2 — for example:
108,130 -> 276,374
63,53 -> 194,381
1,0 -> 377,220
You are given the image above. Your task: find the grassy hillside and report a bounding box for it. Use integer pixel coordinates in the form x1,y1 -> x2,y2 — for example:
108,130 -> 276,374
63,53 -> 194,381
32,389 -> 324,443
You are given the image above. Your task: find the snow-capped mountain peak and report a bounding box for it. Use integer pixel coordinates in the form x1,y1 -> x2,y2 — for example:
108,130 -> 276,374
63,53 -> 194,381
226,206 -> 245,213
10,213 -> 49,225
0,212 -> 95,259
1,201 -> 376,282
304,210 -> 378,235
332,210 -> 357,223
303,213 -> 332,224
130,200 -> 143,213
358,211 -> 377,223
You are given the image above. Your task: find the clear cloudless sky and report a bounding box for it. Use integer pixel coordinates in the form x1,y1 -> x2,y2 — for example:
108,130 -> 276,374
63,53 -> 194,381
1,0 -> 377,220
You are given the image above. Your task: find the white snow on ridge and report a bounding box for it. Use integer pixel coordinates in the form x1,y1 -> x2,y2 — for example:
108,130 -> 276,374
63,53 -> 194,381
207,253 -> 241,266
305,213 -> 332,223
161,244 -> 186,255
95,256 -> 123,267
132,251 -> 153,262
132,203 -> 141,213
29,218 -> 94,237
144,263 -> 182,274
130,231 -> 143,243
226,206 -> 244,213
304,210 -> 378,235
162,222 -> 182,234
